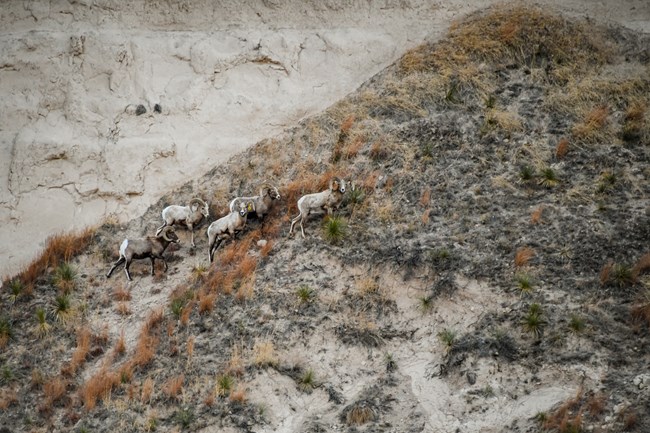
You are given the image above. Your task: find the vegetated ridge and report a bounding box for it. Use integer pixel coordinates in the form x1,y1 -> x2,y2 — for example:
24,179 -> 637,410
1,5 -> 649,433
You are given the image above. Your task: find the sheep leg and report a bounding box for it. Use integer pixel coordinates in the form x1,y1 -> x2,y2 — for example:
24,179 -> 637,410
189,227 -> 196,248
155,222 -> 167,236
289,212 -> 302,237
106,257 -> 125,278
209,238 -> 222,263
124,260 -> 133,281
150,257 -> 156,275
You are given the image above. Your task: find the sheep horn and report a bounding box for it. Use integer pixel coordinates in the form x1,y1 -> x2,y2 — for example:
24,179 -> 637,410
160,226 -> 176,242
330,177 -> 341,191
190,198 -> 206,207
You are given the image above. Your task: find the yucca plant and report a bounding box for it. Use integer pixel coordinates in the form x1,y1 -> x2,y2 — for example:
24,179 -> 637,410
216,374 -> 234,397
322,216 -> 347,245
515,273 -> 533,294
522,304 -> 546,339
296,285 -> 315,304
538,167 -> 559,188
53,294 -> 73,324
569,313 -> 586,334
438,328 -> 456,351
0,317 -> 13,348
519,164 -> 534,182
8,279 -> 23,303
299,368 -> 316,392
53,262 -> 77,293
35,307 -> 51,338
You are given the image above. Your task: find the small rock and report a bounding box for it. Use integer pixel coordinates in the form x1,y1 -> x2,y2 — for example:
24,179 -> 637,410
257,239 -> 268,248
135,104 -> 146,115
153,103 -> 162,113
467,372 -> 477,385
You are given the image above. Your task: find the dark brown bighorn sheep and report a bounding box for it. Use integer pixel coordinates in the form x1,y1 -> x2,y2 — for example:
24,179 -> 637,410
106,226 -> 179,281
207,199 -> 254,263
289,177 -> 347,238
156,197 -> 209,247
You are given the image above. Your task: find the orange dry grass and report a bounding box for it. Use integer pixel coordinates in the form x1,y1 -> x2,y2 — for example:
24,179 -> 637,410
599,260 -> 614,286
186,336 -> 195,360
116,302 -> 131,316
227,346 -> 245,377
0,388 -> 18,410
229,384 -> 247,403
632,253 -> 650,280
514,247 -> 535,268
17,227 -> 95,286
141,377 -> 154,404
113,285 -> 131,301
555,138 -> 570,159
260,240 -> 274,257
80,368 -> 119,410
419,188 -> 431,207
180,300 -> 194,326
43,377 -> 68,406
162,375 -> 184,401
198,289 -> 217,314
530,206 -> 544,224
64,328 -> 91,376
113,331 -> 126,356
572,106 -> 609,141
131,333 -> 159,369
343,136 -> 364,160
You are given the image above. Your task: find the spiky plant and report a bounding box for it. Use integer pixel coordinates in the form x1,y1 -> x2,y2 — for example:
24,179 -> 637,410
538,167 -> 559,188
438,328 -> 456,351
522,304 -> 546,339
515,273 -> 533,294
299,368 -> 316,392
35,307 -> 51,338
53,294 -> 73,324
519,164 -> 534,182
0,317 -> 13,348
296,285 -> 315,304
8,279 -> 23,303
216,374 -> 234,397
174,407 -> 195,429
53,262 -> 77,293
419,295 -> 434,313
322,216 -> 347,245
569,313 -> 586,334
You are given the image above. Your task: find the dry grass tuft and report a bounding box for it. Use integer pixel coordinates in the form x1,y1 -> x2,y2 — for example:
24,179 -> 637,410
632,253 -> 650,280
555,138 -> 570,159
227,345 -> 245,377
198,289 -> 217,315
419,188 -> 431,207
114,285 -> 131,302
17,227 -> 95,286
113,331 -> 126,356
346,403 -> 377,426
116,302 -> 131,316
162,374 -> 184,401
79,368 -> 119,410
572,105 -> 609,142
253,340 -> 278,367
141,377 -> 154,404
229,384 -> 247,403
63,328 -> 91,376
530,206 -> 544,225
514,247 -> 535,268
43,377 -> 68,407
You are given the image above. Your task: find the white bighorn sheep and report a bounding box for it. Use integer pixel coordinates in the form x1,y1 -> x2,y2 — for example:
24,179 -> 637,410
207,199 -> 254,263
156,197 -> 209,247
289,177 -> 347,238
229,182 -> 281,219
106,226 -> 180,281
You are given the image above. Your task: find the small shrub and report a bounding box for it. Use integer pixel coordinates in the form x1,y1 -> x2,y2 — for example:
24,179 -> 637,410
555,138 -> 570,159
515,273 -> 533,294
519,165 -> 534,182
530,206 -> 544,224
569,314 -> 586,334
418,295 -> 434,313
141,377 -> 154,404
346,402 -> 377,425
53,294 -> 73,324
522,304 -> 545,338
514,247 -> 535,268
538,167 -> 559,188
229,384 -> 247,403
191,263 -> 208,282
53,262 -> 77,293
296,285 -> 315,304
596,171 -> 617,194
323,216 -> 347,245
216,374 -> 234,397
253,340 -> 278,368
0,317 -> 12,348
438,328 -> 456,350
174,407 -> 195,429
299,369 -> 316,392
163,375 -> 184,401
8,279 -> 23,303
35,308 -> 51,338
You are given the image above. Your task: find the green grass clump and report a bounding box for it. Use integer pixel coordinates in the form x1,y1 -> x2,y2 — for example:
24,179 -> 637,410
322,216 -> 348,245
569,314 -> 586,334
522,303 -> 545,338
8,279 -> 24,303
53,294 -> 73,324
296,285 -> 315,304
35,308 -> 51,338
515,273 -> 533,294
538,167 -> 559,188
299,368 -> 316,392
52,262 -> 77,293
438,328 -> 456,350
216,374 -> 234,397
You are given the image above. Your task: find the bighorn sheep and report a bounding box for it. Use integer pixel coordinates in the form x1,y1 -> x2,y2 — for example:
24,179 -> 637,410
207,200 -> 254,263
156,198 -> 209,247
289,177 -> 348,238
229,183 -> 281,219
106,226 -> 180,281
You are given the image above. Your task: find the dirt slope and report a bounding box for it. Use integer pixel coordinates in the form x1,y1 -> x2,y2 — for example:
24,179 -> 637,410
1,4 -> 650,433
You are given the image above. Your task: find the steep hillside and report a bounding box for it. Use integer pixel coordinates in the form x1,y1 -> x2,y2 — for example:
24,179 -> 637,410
1,6 -> 649,433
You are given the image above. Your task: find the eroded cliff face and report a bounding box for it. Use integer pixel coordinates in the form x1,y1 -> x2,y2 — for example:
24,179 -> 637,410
1,0 -> 648,279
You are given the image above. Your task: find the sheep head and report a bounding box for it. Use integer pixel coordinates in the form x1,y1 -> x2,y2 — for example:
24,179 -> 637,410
190,198 -> 209,218
330,177 -> 346,193
260,183 -> 281,200
158,226 -> 180,243
233,199 -> 255,216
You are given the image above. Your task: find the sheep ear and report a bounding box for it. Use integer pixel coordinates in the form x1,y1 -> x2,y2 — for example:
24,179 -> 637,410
247,202 -> 254,212
331,180 -> 339,190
